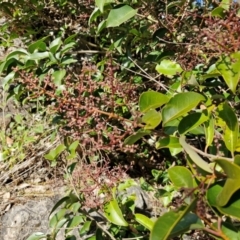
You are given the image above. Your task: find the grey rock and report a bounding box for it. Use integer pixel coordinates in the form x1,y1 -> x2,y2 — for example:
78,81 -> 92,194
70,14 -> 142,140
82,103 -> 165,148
0,195 -> 82,240
0,17 -> 7,25
1,198 -> 53,240
119,185 -> 151,211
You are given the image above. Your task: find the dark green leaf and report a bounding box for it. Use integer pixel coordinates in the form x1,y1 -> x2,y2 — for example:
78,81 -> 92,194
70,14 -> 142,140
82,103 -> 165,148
212,222 -> 240,240
79,221 -> 92,237
29,52 -> 49,60
44,144 -> 66,161
217,103 -> 239,155
96,0 -> 114,12
156,136 -> 181,149
139,91 -> 169,113
64,34 -> 77,45
49,209 -> 67,228
207,182 -> 240,220
234,155 -> 240,166
135,213 -> 154,231
28,37 -> 48,53
178,111 -> 209,135
214,159 -> 240,206
162,92 -> 206,125
150,199 -> 197,240
216,52 -> 240,93
49,37 -> 62,54
124,129 -> 151,145
49,196 -> 70,217
103,199 -> 128,226
6,49 -> 29,60
142,109 -> 162,129
204,116 -> 215,151
211,7 -> 226,18
170,213 -> 203,238
168,166 -> 194,188
66,216 -> 85,234
106,5 -> 137,27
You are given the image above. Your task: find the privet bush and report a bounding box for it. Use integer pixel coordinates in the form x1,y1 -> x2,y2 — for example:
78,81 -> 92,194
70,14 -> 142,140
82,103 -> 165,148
1,0 -> 240,239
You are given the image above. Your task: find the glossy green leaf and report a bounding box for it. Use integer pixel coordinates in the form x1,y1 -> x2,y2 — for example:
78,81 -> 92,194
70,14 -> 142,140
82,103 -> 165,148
2,71 -> 16,87
219,0 -> 230,10
26,232 -> 46,240
217,103 -> 239,155
124,129 -> 151,145
52,69 -> 66,87
117,179 -> 138,191
49,37 -> 62,54
49,196 -> 70,217
139,91 -> 169,113
142,109 -> 162,129
214,159 -> 240,206
178,111 -> 209,135
68,140 -> 79,152
212,222 -> 240,240
89,7 -> 101,24
151,211 -> 180,240
168,166 -> 193,189
179,136 -> 213,173
135,213 -> 154,231
162,92 -> 206,125
103,199 -> 128,226
156,59 -> 183,76
6,49 -> 29,60
235,139 -> 240,152
79,221 -> 92,237
97,19 -> 107,33
181,71 -> 198,86
96,0 -> 114,12
28,37 -> 48,53
150,199 -> 197,240
60,42 -> 76,55
66,215 -> 85,234
207,182 -> 240,220
44,144 -> 66,161
61,58 -> 77,65
0,58 -> 16,75
155,136 -> 181,149
54,218 -> 69,236
106,5 -> 137,28
29,51 -> 49,60
169,147 -> 183,156
234,155 -> 240,166
204,116 -> 215,151
211,7 -> 226,18
170,213 -> 203,238
151,169 -> 163,181
49,209 -> 67,228
216,52 -> 240,93
63,34 -> 77,45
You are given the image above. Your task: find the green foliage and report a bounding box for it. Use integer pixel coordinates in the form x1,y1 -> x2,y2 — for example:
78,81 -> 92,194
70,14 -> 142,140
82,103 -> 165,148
27,179 -> 152,240
2,0 -> 240,239
103,198 -> 129,226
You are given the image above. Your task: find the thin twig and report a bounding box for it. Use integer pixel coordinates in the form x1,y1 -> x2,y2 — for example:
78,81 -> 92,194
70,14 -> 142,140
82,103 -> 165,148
189,145 -> 233,162
128,57 -> 170,92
